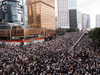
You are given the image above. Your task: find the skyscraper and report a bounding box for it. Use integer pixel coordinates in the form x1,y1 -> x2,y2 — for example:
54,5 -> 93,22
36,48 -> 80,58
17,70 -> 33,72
0,0 -> 23,25
0,0 -> 28,29
87,15 -> 90,28
68,0 -> 77,29
96,15 -> 100,28
27,0 -> 55,30
57,0 -> 69,29
77,11 -> 82,31
82,14 -> 87,30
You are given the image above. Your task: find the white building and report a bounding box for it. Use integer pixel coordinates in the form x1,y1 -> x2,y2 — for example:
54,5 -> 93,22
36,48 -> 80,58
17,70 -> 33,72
82,14 -> 87,30
57,0 -> 69,29
20,0 -> 28,27
77,11 -> 90,30
96,15 -> 100,28
77,11 -> 82,31
87,15 -> 90,28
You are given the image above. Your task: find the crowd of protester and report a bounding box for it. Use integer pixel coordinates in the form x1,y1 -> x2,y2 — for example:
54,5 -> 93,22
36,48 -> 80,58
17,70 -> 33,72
0,32 -> 100,75
96,46 -> 100,56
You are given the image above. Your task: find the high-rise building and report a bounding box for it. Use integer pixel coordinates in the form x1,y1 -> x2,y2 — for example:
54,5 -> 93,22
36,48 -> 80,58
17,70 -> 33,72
81,13 -> 91,30
57,0 -> 69,29
96,15 -> 100,27
0,0 -> 24,25
0,0 -> 54,44
69,9 -> 77,29
27,0 -> 55,30
77,11 -> 82,31
68,0 -> 77,29
77,12 -> 90,31
0,0 -> 28,29
87,15 -> 90,28
82,14 -> 87,30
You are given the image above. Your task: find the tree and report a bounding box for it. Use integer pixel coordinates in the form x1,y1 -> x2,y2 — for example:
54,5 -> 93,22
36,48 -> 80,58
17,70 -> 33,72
88,28 -> 100,49
88,28 -> 100,43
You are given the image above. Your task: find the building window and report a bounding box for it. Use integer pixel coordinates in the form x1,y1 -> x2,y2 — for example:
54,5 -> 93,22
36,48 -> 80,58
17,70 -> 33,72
8,1 -> 18,6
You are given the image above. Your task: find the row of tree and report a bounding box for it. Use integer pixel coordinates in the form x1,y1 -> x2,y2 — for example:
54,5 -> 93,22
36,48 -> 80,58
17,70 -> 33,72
55,28 -> 79,36
88,28 -> 100,47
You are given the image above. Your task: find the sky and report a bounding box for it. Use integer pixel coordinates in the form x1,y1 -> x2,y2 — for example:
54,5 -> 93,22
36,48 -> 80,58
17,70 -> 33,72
77,0 -> 100,28
55,0 -> 100,28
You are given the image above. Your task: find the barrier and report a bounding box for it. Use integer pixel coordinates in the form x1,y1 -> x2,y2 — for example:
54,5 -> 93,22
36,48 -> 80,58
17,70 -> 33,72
0,38 -> 45,45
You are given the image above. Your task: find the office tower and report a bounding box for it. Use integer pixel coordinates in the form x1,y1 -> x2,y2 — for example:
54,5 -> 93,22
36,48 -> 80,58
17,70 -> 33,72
69,0 -> 77,29
57,0 -> 69,29
77,11 -> 82,31
69,9 -> 77,29
96,15 -> 100,27
27,0 -> 55,30
82,14 -> 87,30
0,0 -> 25,41
0,0 -> 24,25
77,12 -> 90,31
87,15 -> 90,28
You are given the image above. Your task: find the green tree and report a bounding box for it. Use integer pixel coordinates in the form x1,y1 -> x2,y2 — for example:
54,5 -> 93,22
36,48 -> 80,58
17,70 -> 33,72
88,28 -> 100,43
88,28 -> 100,49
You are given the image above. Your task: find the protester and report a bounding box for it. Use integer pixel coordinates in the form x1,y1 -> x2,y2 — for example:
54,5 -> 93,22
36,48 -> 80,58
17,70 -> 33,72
0,32 -> 100,75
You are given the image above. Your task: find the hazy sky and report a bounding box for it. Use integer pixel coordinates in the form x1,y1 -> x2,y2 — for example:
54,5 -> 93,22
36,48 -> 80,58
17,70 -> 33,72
55,0 -> 100,28
77,0 -> 100,28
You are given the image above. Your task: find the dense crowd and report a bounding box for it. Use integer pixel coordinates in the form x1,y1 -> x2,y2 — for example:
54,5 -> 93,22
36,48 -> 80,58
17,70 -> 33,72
96,47 -> 100,56
0,32 -> 100,75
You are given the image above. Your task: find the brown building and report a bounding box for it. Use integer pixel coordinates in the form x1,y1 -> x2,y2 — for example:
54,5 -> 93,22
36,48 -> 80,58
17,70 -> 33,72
27,0 -> 56,30
0,0 -> 55,42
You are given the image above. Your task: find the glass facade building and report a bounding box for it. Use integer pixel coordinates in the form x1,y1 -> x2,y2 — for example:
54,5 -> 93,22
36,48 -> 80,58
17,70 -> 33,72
0,0 -> 23,25
69,9 -> 77,29
27,0 -> 55,30
57,0 -> 69,29
68,0 -> 77,29
0,0 -> 55,41
0,0 -> 28,29
0,28 -> 55,41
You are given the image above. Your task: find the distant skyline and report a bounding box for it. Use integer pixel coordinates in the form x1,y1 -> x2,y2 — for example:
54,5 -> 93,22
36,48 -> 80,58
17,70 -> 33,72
77,0 -> 100,28
55,0 -> 100,28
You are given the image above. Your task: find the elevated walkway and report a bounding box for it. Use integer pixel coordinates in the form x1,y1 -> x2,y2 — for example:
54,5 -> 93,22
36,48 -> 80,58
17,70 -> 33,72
69,31 -> 87,51
69,31 -> 100,57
